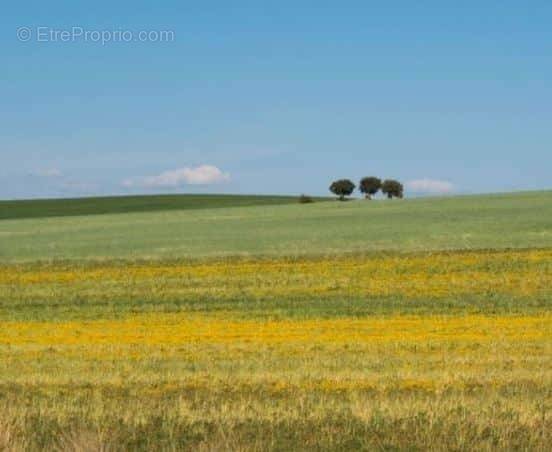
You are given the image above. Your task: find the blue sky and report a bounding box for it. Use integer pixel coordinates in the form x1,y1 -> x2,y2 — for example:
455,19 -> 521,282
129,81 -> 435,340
2,1 -> 551,199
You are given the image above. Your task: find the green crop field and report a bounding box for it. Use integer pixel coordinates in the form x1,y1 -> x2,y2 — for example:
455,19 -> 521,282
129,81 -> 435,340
0,191 -> 551,451
0,193 -> 315,221
1,190 -> 551,262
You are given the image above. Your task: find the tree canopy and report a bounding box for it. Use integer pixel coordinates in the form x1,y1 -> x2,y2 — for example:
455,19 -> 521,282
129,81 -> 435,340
359,177 -> 382,199
381,179 -> 404,199
329,179 -> 356,200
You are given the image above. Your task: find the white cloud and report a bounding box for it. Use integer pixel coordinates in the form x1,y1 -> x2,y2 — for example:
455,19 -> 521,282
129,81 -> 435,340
59,180 -> 98,193
406,179 -> 454,194
33,168 -> 63,178
123,165 -> 230,188
121,178 -> 135,188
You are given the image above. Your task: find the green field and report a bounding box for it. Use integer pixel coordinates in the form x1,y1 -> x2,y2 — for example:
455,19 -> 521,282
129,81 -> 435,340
0,191 -> 551,450
0,193 -> 314,221
1,191 -> 551,262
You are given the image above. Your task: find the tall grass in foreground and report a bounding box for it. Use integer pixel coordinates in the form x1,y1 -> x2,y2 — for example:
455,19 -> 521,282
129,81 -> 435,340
1,387 -> 550,450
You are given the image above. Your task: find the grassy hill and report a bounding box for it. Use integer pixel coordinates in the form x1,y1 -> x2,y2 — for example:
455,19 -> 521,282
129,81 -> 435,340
1,190 -> 551,450
0,193 -> 317,220
1,190 -> 550,262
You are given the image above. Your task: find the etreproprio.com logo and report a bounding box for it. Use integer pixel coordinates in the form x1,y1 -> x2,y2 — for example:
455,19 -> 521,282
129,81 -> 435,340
17,26 -> 175,45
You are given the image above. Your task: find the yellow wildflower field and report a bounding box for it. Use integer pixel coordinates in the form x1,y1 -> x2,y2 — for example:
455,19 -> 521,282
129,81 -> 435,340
1,313 -> 550,346
0,249 -> 550,450
2,249 -> 551,304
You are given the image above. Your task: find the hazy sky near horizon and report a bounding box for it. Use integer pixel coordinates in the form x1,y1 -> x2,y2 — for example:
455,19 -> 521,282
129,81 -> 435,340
2,1 -> 551,199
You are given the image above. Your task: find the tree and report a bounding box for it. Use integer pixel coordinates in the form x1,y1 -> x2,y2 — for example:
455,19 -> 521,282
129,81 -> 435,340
381,179 -> 404,199
329,179 -> 355,201
359,177 -> 382,199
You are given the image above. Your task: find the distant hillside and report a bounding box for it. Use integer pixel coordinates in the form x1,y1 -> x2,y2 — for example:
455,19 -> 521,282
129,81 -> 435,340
0,194 -> 327,220
0,190 -> 550,262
